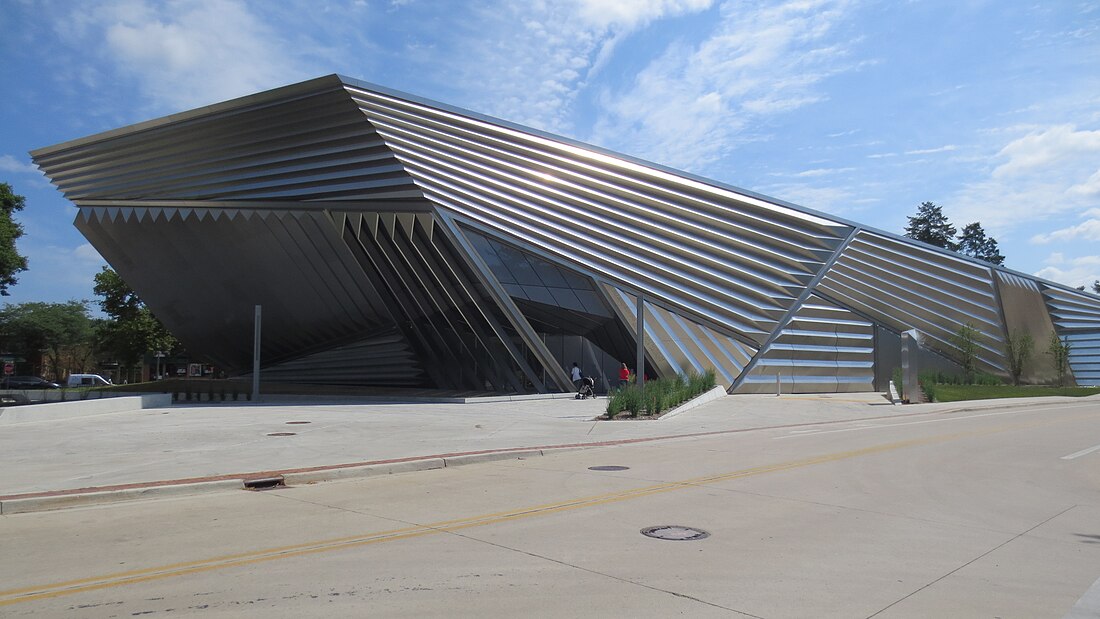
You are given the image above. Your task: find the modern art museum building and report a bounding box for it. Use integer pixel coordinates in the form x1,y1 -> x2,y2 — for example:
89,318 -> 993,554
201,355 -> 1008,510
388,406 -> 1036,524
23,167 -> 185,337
31,75 -> 1100,394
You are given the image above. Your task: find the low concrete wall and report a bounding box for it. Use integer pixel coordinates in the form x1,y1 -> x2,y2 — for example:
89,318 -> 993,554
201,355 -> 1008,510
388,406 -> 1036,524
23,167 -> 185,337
658,385 -> 727,420
0,394 -> 172,424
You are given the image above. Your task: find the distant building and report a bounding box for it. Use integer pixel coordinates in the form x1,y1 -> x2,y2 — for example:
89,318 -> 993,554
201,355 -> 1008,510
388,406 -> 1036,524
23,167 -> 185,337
32,75 -> 1100,392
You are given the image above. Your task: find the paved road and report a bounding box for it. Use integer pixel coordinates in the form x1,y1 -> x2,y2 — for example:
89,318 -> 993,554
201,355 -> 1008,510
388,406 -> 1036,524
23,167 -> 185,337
3,398 -> 1099,617
1,393 -> 909,496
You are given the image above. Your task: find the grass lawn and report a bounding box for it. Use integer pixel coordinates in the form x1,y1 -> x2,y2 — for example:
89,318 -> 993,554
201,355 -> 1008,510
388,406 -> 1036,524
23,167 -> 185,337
929,384 -> 1100,403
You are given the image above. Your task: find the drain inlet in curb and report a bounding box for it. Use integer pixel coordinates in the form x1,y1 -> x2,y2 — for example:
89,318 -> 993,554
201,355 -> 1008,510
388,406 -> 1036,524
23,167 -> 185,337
588,465 -> 630,471
266,432 -> 297,437
243,477 -> 286,491
286,421 -> 311,425
641,525 -> 710,541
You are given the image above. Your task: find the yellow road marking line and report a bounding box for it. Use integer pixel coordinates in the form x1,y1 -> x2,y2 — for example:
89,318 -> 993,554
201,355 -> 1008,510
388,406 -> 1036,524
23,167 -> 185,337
0,414 -> 1083,607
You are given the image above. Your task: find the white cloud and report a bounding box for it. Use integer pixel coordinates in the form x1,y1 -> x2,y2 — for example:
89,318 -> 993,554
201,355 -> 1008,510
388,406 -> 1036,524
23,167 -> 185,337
444,0 -> 713,135
1069,168 -> 1100,196
1034,252 -> 1100,290
590,0 -> 859,172
949,125 -> 1100,234
1030,208 -> 1100,244
991,125 -> 1100,179
62,0 -> 317,112
904,145 -> 957,155
793,167 -> 856,178
73,243 -> 105,264
575,0 -> 713,29
0,154 -> 38,175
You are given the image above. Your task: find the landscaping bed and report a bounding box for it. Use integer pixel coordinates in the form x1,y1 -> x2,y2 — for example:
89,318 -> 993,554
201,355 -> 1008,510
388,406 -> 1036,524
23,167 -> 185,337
924,384 -> 1100,403
601,371 -> 716,420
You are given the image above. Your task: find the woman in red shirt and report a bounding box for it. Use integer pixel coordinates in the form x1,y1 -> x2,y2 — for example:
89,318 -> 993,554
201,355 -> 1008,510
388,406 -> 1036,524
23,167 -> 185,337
618,362 -> 630,387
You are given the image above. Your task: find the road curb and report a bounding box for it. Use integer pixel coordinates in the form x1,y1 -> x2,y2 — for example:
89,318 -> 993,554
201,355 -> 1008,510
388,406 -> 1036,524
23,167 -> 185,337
0,449 -> 579,515
0,480 -> 243,515
283,458 -> 447,484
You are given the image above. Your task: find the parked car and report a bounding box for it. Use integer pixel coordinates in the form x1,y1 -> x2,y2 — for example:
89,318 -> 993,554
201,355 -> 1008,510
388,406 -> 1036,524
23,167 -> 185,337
1,376 -> 61,389
66,374 -> 113,387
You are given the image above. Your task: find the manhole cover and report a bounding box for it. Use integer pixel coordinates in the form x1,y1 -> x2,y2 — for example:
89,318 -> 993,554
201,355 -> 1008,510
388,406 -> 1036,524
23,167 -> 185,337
285,421 -> 311,425
640,525 -> 710,541
266,432 -> 297,436
588,465 -> 630,471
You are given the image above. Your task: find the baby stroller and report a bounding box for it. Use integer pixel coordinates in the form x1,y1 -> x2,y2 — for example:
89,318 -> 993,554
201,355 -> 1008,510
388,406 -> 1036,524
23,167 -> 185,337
575,376 -> 596,399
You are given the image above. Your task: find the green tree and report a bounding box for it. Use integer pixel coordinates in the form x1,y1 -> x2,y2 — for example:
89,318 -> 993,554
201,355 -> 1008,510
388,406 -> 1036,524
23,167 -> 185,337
1047,332 -> 1071,387
0,301 -> 95,380
956,222 -> 1005,266
0,182 -> 29,295
1004,329 -> 1033,386
93,267 -> 177,379
950,322 -> 979,383
905,201 -> 958,250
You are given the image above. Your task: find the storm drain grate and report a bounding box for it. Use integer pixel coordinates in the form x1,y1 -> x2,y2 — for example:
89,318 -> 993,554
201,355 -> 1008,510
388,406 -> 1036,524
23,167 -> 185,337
266,432 -> 297,437
640,525 -> 710,541
243,476 -> 285,491
588,466 -> 630,471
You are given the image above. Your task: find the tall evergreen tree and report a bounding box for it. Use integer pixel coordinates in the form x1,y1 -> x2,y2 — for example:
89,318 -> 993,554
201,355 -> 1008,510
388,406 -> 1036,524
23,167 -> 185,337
904,201 -> 958,250
957,222 -> 1005,265
0,182 -> 29,295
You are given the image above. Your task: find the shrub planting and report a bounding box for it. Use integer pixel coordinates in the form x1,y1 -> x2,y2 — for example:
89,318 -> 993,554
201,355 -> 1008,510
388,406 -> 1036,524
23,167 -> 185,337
604,370 -> 716,419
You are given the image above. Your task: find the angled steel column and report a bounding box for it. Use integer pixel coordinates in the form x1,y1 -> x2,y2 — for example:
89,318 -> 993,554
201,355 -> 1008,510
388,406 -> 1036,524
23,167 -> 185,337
730,228 -> 859,393
436,214 -> 574,393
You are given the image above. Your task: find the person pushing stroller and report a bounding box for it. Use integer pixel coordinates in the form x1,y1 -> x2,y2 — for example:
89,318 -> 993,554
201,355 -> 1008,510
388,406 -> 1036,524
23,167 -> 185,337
575,375 -> 596,399
569,362 -> 596,399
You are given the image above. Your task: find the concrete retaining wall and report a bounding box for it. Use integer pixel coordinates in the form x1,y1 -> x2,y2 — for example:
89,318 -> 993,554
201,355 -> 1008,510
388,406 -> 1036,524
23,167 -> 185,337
0,394 -> 172,424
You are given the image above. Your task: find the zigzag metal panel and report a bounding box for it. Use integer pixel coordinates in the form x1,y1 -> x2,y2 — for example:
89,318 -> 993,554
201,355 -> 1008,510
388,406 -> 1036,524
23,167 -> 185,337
1043,287 -> 1100,332
1063,332 -> 1100,385
345,84 -> 853,344
817,230 -> 1007,372
1043,286 -> 1100,385
601,285 -> 756,387
335,210 -> 551,392
33,80 -> 421,203
75,205 -> 401,372
735,295 -> 875,393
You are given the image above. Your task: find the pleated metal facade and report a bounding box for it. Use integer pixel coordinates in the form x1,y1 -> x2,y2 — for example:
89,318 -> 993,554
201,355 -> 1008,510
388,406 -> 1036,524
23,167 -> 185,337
31,75 -> 1100,392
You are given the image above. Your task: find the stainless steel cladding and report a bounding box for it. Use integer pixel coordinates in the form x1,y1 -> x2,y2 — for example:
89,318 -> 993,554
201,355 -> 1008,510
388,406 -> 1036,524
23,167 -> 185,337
31,75 -> 1100,392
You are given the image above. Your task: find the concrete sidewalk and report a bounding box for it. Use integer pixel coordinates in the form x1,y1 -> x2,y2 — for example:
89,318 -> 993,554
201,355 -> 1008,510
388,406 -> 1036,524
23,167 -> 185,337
2,391 -> 1095,513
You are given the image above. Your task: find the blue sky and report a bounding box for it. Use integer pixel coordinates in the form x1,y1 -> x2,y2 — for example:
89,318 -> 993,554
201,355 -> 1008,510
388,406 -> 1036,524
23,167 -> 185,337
1,0 -> 1098,310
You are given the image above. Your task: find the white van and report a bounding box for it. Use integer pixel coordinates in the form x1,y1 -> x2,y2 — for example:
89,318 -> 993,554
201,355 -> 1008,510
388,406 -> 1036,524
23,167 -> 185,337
67,374 -> 112,387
